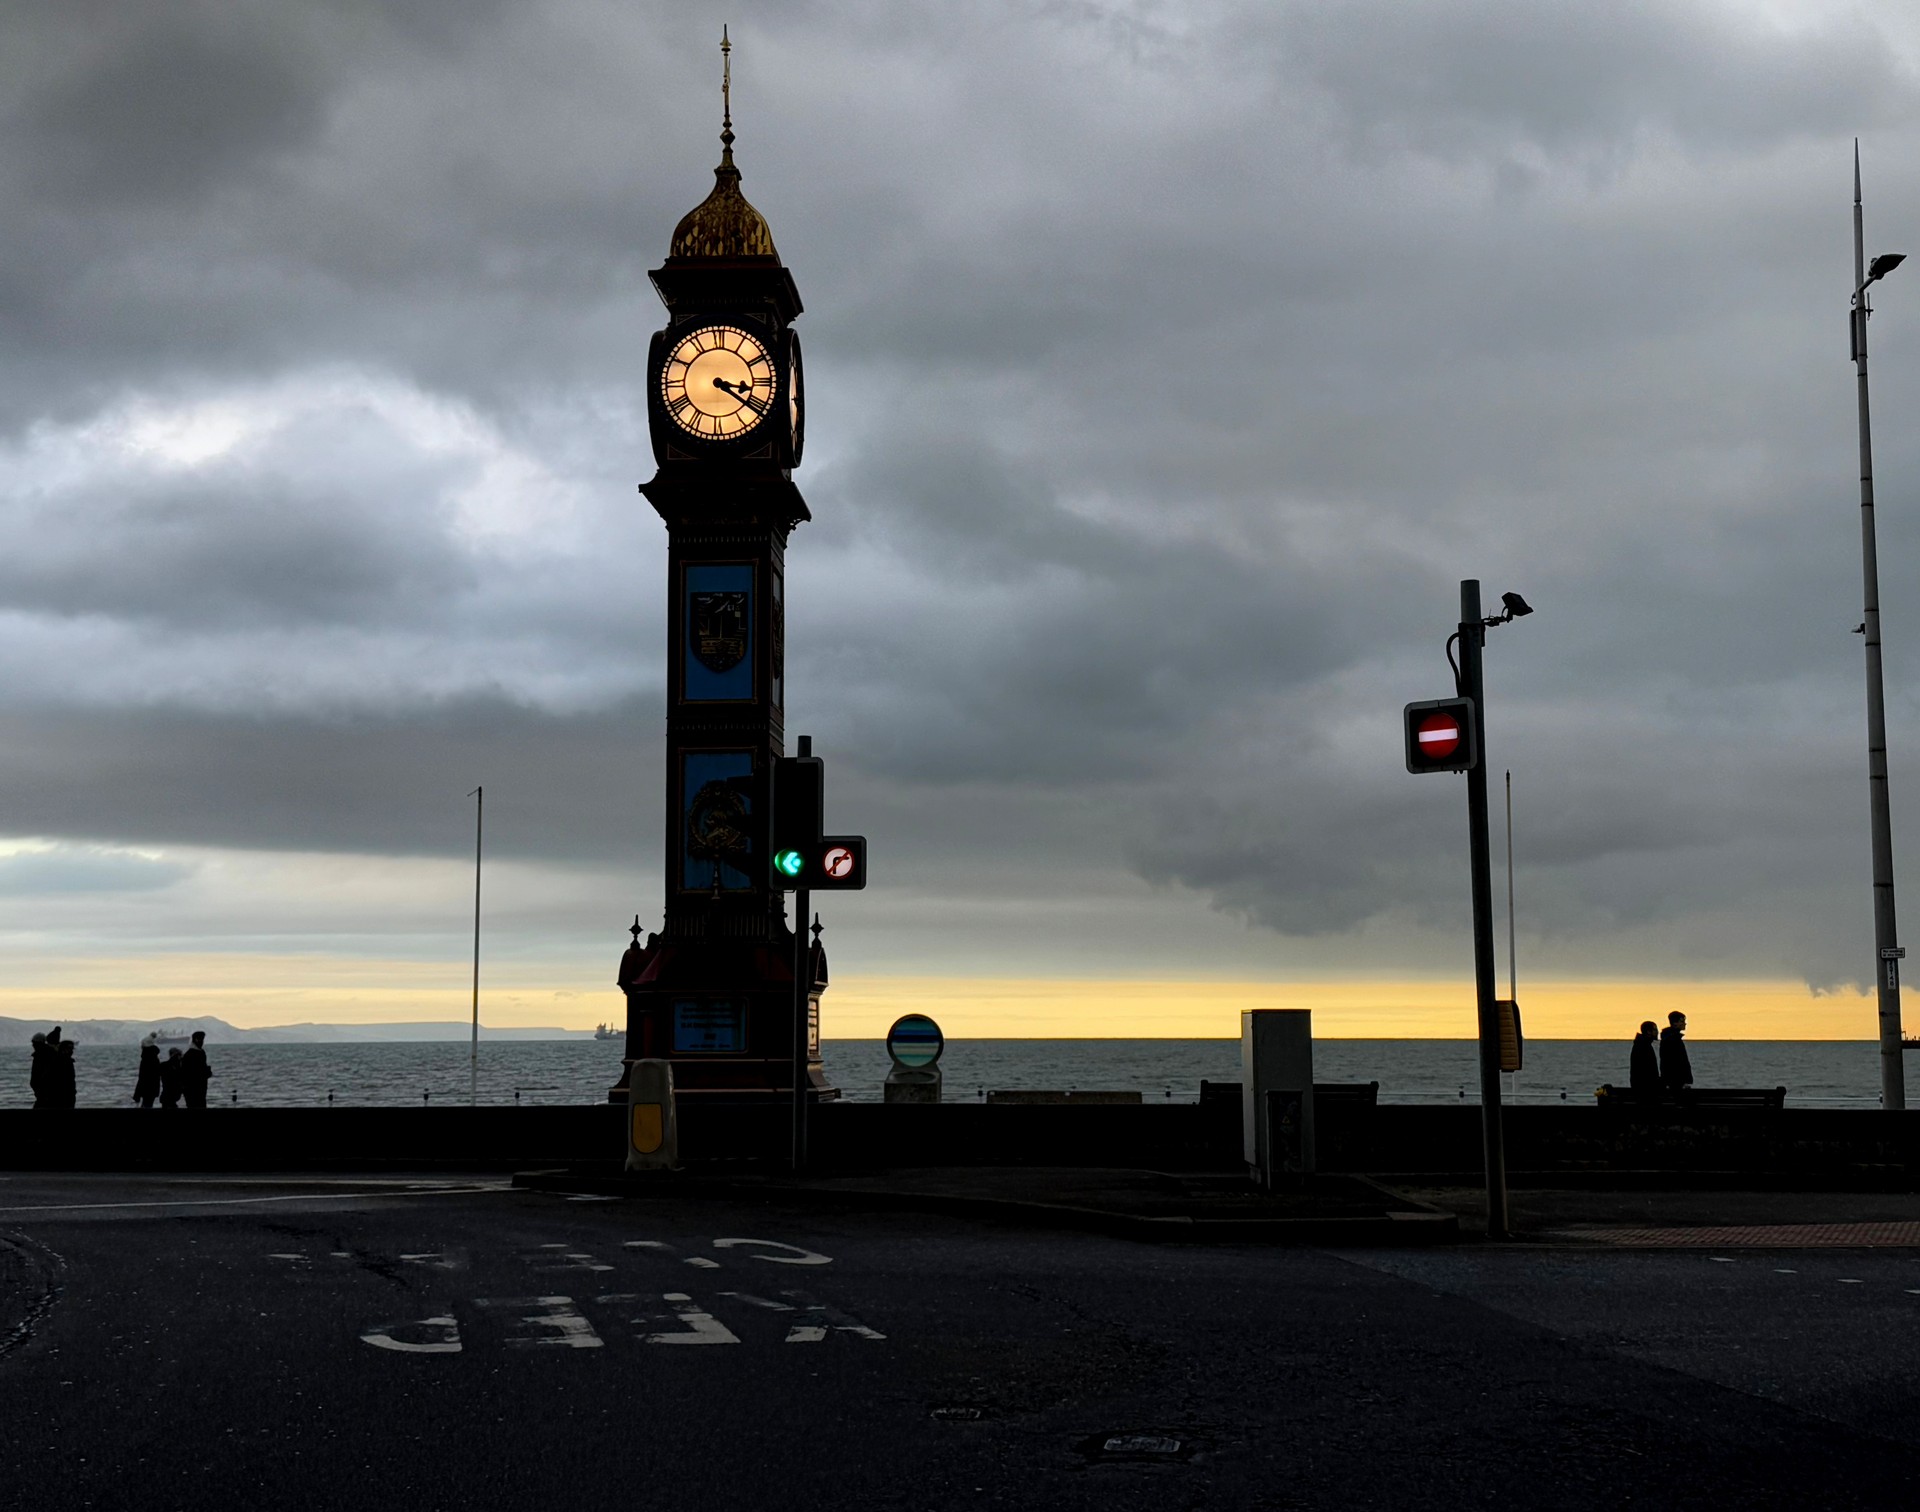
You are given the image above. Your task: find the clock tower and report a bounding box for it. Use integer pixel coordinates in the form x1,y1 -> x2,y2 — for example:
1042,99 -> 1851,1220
615,33 -> 834,1104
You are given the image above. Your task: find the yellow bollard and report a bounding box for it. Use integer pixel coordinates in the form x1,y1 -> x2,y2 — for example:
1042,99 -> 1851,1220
625,1058 -> 679,1172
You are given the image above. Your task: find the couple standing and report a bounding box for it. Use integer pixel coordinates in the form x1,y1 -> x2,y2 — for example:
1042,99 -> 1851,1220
1629,1012 -> 1693,1102
133,1030 -> 213,1110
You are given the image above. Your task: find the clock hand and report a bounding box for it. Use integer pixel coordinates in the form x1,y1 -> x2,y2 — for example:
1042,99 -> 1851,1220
712,377 -> 769,413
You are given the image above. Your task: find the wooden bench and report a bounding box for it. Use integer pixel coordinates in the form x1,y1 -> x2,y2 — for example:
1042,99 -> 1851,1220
1596,1084 -> 1786,1110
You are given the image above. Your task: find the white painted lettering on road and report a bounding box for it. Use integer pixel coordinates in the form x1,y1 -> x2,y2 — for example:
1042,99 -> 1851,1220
477,1296 -> 604,1349
595,1292 -> 740,1344
646,1293 -> 741,1345
711,1238 -> 832,1266
361,1316 -> 463,1354
685,1257 -> 720,1269
718,1290 -> 883,1343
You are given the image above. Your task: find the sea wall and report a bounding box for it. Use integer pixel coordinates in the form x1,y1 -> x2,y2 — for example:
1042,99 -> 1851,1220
2,1100 -> 1917,1182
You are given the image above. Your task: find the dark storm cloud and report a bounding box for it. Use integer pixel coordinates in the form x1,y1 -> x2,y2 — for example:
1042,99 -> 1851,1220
2,0 -> 1919,991
0,696 -> 663,865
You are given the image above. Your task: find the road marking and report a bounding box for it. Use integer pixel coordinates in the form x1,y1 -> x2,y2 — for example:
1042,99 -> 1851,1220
712,1238 -> 832,1266
775,1291 -> 885,1343
1709,1257 -> 1734,1263
361,1316 -> 462,1354
1775,1268 -> 1797,1274
567,1195 -> 617,1202
718,1291 -> 794,1312
526,1249 -> 613,1273
685,1257 -> 720,1269
643,1294 -> 740,1345
1839,1278 -> 1863,1285
266,1252 -> 306,1262
476,1296 -> 604,1349
624,1240 -> 671,1250
399,1253 -> 459,1270
0,1184 -> 503,1215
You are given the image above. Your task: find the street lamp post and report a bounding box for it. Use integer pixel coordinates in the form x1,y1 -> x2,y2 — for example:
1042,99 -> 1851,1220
1451,581 -> 1533,1240
1850,144 -> 1908,1111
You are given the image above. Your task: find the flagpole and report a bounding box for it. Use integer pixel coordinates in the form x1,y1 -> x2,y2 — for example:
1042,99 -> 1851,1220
468,786 -> 482,1105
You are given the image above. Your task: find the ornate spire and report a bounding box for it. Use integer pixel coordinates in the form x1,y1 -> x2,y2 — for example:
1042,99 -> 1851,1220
667,27 -> 779,261
720,25 -> 734,164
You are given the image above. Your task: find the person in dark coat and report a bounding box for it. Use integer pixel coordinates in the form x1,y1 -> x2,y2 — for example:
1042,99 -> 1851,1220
53,1039 -> 77,1110
180,1031 -> 212,1111
133,1035 -> 162,1109
1659,1010 -> 1693,1097
1629,1021 -> 1661,1103
29,1032 -> 49,1109
158,1048 -> 185,1109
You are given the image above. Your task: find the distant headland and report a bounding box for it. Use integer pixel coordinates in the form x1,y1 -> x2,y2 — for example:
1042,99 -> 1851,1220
0,1015 -> 597,1046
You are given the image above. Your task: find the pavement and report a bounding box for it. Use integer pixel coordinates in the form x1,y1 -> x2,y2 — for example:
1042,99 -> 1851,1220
1,1170 -> 1917,1509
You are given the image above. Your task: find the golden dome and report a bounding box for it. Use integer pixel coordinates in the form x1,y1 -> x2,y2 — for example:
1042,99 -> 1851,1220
667,28 -> 779,263
667,150 -> 779,262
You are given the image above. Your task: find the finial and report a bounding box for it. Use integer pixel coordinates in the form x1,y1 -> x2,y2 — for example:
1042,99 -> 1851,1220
719,26 -> 735,162
630,914 -> 642,944
811,912 -> 823,944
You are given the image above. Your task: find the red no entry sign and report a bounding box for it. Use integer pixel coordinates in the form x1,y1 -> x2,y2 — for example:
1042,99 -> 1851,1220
1416,713 -> 1462,759
1404,696 -> 1476,773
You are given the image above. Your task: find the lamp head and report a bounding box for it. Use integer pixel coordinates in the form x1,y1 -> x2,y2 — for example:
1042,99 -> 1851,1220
1501,592 -> 1534,618
1867,252 -> 1906,285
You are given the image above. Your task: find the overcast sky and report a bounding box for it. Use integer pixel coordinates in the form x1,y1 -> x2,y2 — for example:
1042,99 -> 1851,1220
4,1 -> 1920,1034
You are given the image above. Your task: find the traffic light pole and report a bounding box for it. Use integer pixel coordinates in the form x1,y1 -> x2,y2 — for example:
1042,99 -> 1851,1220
791,881 -> 810,1173
1458,580 -> 1511,1239
791,735 -> 812,1174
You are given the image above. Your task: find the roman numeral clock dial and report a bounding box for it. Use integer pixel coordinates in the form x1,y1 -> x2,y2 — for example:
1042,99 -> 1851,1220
661,324 -> 776,440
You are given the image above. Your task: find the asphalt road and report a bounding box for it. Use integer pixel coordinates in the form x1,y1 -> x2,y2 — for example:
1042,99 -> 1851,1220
1,1173 -> 1916,1510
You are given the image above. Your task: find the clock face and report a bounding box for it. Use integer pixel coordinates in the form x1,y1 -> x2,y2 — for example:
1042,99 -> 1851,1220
786,332 -> 805,466
661,325 -> 775,440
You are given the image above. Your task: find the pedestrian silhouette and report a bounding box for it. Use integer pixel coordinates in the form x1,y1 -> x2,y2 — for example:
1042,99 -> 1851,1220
159,1048 -> 185,1109
133,1035 -> 161,1109
181,1031 -> 213,1111
1630,1020 -> 1661,1103
1659,1010 -> 1693,1098
29,1032 -> 50,1110
54,1039 -> 77,1110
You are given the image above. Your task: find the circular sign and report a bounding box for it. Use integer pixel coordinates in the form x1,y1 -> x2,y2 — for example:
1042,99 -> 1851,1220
1416,712 -> 1462,761
886,1013 -> 944,1069
821,845 -> 856,880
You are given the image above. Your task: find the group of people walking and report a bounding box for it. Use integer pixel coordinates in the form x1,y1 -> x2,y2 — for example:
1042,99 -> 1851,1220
1629,1011 -> 1694,1102
29,1028 -> 213,1110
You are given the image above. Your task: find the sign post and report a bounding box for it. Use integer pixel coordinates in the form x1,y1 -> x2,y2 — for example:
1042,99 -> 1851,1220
1458,581 -> 1510,1239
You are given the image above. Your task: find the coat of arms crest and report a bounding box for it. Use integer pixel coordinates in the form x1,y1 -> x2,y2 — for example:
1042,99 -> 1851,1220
691,591 -> 748,674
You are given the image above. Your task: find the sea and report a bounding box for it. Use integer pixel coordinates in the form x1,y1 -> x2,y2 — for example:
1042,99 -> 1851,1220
2,1037 -> 1904,1111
